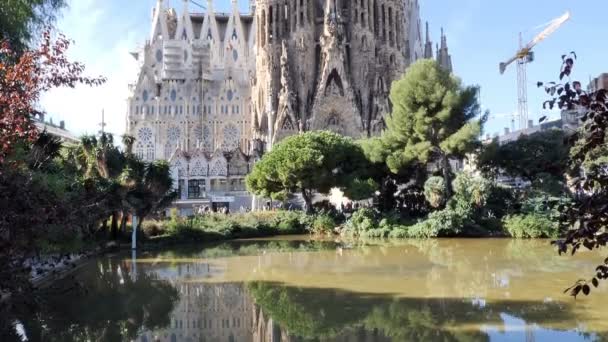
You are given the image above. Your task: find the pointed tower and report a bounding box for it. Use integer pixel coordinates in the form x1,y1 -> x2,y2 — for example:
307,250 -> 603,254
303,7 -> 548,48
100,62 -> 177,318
309,0 -> 362,138
437,28 -> 453,72
424,22 -> 433,59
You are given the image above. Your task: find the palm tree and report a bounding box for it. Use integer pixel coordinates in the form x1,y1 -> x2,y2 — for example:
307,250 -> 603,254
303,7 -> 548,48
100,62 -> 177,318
122,134 -> 135,156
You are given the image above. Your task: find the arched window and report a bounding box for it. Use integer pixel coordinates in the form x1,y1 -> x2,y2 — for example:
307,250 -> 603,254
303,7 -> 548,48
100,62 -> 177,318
135,142 -> 144,159
146,142 -> 155,161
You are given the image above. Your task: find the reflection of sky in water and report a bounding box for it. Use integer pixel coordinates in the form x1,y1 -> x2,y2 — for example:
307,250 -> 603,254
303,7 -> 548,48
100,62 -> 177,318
483,313 -> 595,342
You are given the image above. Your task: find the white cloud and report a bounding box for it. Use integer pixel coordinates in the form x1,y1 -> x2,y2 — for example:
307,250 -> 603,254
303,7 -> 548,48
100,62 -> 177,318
40,0 -> 142,140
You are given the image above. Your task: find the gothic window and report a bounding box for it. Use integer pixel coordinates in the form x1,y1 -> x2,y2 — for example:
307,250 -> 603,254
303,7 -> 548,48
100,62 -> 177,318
193,125 -> 203,143
222,124 -> 240,151
170,89 -> 177,102
171,158 -> 186,178
155,49 -> 162,62
209,158 -> 227,176
281,117 -> 295,130
233,49 -> 238,62
138,127 -> 153,142
135,142 -> 144,159
145,142 -> 155,161
207,28 -> 212,40
203,125 -> 213,151
227,89 -> 233,101
183,49 -> 188,62
232,29 -> 238,40
167,126 -> 180,142
164,142 -> 177,159
142,90 -> 149,102
327,114 -> 340,126
182,29 -> 187,40
189,159 -> 207,177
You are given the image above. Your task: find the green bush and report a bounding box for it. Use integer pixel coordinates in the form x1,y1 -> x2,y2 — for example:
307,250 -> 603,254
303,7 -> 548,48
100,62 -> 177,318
345,208 -> 378,233
424,176 -> 447,208
312,214 -> 336,235
503,213 -> 559,239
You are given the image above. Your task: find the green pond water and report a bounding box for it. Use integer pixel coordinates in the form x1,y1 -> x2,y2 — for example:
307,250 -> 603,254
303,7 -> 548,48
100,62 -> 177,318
18,237 -> 608,341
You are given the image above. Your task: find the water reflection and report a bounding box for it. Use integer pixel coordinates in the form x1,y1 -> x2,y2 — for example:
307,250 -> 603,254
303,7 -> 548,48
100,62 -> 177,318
15,239 -> 608,341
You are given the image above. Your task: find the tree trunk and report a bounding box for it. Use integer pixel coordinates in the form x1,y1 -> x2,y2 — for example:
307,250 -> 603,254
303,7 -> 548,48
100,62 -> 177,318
110,212 -> 119,240
301,189 -> 313,214
441,154 -> 453,199
119,212 -> 128,234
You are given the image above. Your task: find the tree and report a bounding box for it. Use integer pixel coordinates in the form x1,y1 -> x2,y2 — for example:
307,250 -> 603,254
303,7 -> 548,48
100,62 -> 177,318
0,32 -> 105,163
380,59 -> 484,198
478,129 -> 570,184
246,131 -> 375,212
539,53 -> 608,296
0,0 -> 66,53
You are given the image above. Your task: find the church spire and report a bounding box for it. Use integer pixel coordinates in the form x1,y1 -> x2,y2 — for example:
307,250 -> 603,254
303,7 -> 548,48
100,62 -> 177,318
424,21 -> 433,59
436,27 -> 453,72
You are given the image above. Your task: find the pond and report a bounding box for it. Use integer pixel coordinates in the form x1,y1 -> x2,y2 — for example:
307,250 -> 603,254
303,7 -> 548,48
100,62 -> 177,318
16,238 -> 608,341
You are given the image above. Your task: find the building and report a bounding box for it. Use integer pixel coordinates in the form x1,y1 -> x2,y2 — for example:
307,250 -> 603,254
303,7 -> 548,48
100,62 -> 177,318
33,115 -> 79,145
126,0 -> 452,214
251,0 -> 452,149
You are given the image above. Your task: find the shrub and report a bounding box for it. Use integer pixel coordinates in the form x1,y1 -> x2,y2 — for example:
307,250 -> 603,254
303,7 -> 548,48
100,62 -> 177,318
424,176 -> 446,208
503,213 -> 559,239
312,214 -> 336,235
345,208 -> 378,233
142,220 -> 166,238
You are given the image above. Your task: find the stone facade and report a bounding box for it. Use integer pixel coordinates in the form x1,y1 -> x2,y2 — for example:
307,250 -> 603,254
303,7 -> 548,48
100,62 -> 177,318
127,0 -> 256,212
126,0 -> 452,210
250,0 -> 452,149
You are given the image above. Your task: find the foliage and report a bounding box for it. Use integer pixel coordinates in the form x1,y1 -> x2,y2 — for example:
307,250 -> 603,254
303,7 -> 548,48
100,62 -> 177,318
247,131 -> 376,212
311,214 -> 336,235
0,32 -> 105,163
0,0 -> 67,52
478,129 -> 570,184
423,176 -> 446,208
538,53 -> 608,296
503,213 -> 559,239
145,211 -> 317,243
379,59 -> 484,197
345,208 -> 379,233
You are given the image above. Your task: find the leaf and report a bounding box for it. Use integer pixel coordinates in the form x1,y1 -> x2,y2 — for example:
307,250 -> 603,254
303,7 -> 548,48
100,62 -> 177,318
592,278 -> 599,288
582,284 -> 590,296
571,284 -> 582,298
537,81 -> 544,87
539,116 -> 547,123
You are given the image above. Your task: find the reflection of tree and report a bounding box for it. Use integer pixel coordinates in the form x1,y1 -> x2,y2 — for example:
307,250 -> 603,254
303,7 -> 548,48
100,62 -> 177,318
20,258 -> 179,342
248,282 -> 578,341
157,239 -> 341,260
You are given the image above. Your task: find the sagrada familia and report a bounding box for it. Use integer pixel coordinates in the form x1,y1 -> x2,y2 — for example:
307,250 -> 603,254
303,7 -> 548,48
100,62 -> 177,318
126,0 -> 452,213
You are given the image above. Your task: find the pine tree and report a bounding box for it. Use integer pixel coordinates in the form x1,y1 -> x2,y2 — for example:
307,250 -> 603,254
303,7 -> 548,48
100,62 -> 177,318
382,59 -> 484,197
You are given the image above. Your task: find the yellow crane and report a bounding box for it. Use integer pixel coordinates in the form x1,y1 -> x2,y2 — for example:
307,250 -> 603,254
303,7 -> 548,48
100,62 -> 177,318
499,11 -> 571,130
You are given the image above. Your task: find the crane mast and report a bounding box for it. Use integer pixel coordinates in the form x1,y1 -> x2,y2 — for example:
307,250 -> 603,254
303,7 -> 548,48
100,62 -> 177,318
500,11 -> 571,130
517,33 -> 529,130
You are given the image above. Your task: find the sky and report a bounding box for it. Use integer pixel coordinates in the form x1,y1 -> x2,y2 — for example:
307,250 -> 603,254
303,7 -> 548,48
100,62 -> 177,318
40,0 -> 608,139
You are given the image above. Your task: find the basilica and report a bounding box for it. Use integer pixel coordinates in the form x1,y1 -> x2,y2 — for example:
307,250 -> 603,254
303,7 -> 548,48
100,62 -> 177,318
126,0 -> 452,213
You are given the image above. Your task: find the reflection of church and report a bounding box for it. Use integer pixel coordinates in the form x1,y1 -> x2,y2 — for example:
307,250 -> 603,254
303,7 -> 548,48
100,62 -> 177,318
134,261 -> 394,342
137,263 -> 254,342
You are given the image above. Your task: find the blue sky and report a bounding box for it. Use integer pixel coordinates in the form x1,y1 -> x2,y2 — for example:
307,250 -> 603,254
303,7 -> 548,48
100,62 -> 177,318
40,0 -> 608,138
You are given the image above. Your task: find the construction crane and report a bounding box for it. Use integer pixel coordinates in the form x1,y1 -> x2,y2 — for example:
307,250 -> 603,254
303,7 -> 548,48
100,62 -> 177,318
499,11 -> 571,130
